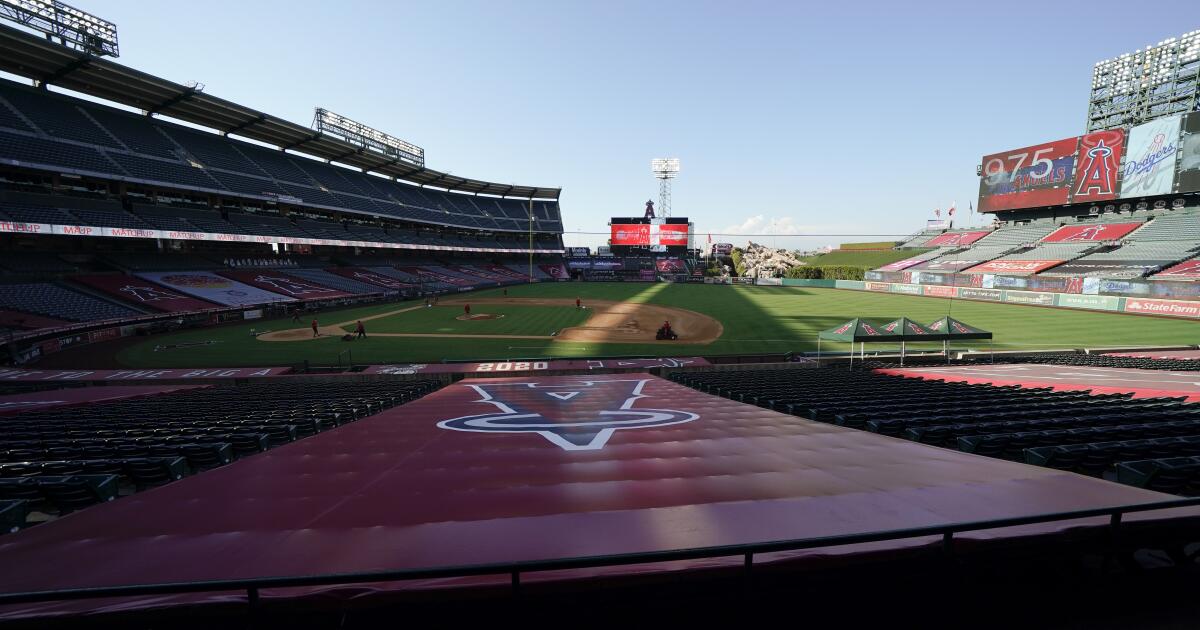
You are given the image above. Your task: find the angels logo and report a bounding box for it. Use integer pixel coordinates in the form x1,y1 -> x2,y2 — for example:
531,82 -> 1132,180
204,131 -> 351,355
1073,131 -> 1122,201
1061,225 -> 1105,242
352,272 -> 407,289
120,284 -> 186,303
438,379 -> 698,451
253,274 -> 336,296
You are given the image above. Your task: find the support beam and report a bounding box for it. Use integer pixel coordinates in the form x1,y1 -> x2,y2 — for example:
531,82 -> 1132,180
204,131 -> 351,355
41,56 -> 92,86
146,86 -> 199,116
225,114 -> 267,136
280,133 -> 321,152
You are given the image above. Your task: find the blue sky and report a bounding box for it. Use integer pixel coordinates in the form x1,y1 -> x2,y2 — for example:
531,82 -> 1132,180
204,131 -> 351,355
68,1 -> 1200,249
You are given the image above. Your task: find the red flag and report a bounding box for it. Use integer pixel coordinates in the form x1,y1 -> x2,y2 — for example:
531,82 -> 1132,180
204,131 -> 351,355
934,208 -> 941,218
707,233 -> 712,243
948,201 -> 956,216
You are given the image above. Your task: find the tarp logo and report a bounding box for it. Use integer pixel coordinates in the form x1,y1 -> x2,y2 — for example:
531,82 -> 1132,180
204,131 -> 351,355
119,284 -> 185,303
1074,138 -> 1118,198
438,379 -> 698,451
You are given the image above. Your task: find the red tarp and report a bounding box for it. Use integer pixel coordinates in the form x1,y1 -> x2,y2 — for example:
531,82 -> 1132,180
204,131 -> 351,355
0,374 -> 1188,618
877,364 -> 1200,402
1154,259 -> 1200,280
1040,222 -> 1142,243
539,264 -> 569,279
0,310 -> 69,330
0,385 -> 206,415
924,231 -> 991,247
217,270 -> 350,299
326,268 -> 414,290
396,267 -> 472,286
71,274 -> 217,312
484,264 -> 528,279
962,260 -> 1064,275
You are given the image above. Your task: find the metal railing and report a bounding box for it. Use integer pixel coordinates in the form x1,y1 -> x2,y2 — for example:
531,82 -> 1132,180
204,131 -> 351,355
2,496 -> 1199,608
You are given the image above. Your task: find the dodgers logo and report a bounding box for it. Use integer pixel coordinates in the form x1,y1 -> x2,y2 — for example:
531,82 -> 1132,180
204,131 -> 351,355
438,379 -> 698,450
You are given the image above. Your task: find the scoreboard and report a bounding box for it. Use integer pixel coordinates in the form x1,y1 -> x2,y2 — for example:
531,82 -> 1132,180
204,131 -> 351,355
609,217 -> 690,254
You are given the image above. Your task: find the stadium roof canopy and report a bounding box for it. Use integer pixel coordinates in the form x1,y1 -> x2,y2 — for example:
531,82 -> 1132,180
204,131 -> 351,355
0,25 -> 560,200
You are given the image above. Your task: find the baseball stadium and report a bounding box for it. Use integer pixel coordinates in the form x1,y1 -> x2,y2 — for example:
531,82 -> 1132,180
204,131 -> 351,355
2,3 -> 1200,627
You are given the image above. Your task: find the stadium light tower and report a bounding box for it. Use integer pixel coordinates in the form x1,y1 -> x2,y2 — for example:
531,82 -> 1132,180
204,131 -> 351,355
1086,29 -> 1200,131
651,158 -> 680,219
0,0 -> 119,57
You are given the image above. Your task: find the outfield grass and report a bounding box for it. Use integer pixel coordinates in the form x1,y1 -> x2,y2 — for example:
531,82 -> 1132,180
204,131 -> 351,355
114,283 -> 1200,368
798,249 -> 929,267
357,304 -> 589,336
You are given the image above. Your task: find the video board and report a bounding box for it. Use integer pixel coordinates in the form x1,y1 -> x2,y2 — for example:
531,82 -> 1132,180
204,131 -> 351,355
609,217 -> 690,253
979,111 -> 1199,212
978,137 -> 1078,212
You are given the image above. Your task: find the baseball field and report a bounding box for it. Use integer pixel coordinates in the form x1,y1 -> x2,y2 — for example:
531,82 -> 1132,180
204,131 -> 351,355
102,283 -> 1199,368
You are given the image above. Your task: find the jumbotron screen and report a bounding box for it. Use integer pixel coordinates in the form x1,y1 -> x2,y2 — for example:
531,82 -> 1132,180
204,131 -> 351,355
610,218 -> 689,247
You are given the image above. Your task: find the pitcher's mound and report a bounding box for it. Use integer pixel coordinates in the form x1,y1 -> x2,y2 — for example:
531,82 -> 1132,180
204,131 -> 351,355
456,313 -> 504,321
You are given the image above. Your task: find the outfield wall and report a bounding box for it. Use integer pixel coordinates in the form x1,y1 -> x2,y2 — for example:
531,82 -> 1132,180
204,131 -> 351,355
830,279 -> 1200,319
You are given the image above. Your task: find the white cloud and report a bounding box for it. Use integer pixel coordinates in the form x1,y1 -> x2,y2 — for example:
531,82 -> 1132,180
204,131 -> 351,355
721,214 -> 803,235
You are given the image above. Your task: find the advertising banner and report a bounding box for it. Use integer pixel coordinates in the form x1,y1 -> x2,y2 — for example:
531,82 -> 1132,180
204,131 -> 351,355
0,367 -> 290,381
1004,290 -> 1055,306
591,259 -> 625,270
890,283 -> 922,295
1040,222 -> 1142,243
756,277 -> 783,286
1083,277 -> 1102,295
955,273 -> 985,287
865,282 -> 892,292
0,221 -> 51,234
711,243 -> 734,255
611,223 -> 647,246
924,231 -> 991,247
990,275 -> 1029,289
1098,279 -> 1151,295
139,272 -> 296,306
1179,112 -> 1200,194
1155,259 -> 1200,279
654,224 -> 689,246
219,270 -> 350,298
1070,128 -> 1125,202
835,280 -> 866,290
915,272 -> 951,285
964,260 -> 1063,275
1151,282 -> 1200,299
566,247 -> 590,257
959,288 -> 1003,301
1058,294 -> 1120,311
926,220 -> 951,230
655,258 -> 688,273
1029,275 -> 1080,293
1121,115 -> 1182,198
567,259 -> 592,270
923,285 -> 958,298
978,136 -> 1079,212
71,274 -> 217,312
1123,298 -> 1200,318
